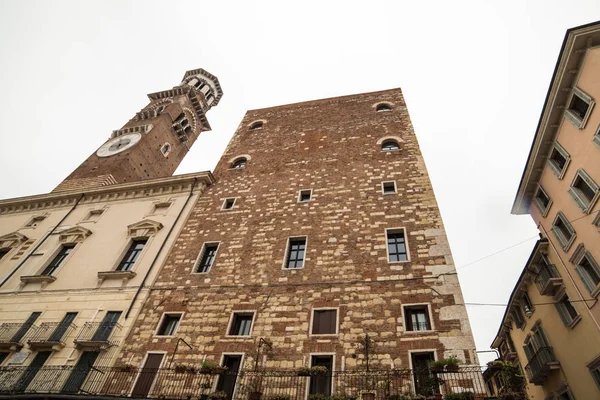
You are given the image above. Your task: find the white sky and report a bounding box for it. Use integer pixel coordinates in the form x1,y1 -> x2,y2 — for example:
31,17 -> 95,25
1,0 -> 599,365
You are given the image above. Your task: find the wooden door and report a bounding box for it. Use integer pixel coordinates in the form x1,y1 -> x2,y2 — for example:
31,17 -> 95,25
131,353 -> 164,398
309,355 -> 333,396
217,355 -> 242,400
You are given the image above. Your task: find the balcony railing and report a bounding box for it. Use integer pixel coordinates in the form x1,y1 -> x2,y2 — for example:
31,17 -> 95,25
525,346 -> 560,385
74,321 -> 122,349
534,263 -> 563,296
0,367 -> 489,399
0,323 -> 33,349
27,322 -> 76,350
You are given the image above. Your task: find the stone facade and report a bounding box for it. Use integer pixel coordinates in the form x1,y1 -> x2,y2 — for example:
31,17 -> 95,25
118,89 -> 478,373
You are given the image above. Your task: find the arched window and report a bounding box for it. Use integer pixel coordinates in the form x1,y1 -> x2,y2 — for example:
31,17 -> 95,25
231,158 -> 247,169
376,103 -> 392,112
381,140 -> 400,152
249,121 -> 263,130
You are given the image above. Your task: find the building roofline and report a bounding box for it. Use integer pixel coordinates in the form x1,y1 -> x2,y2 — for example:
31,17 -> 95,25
512,20 -> 600,214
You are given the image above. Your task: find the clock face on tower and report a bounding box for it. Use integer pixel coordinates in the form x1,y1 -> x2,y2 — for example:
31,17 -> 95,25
96,133 -> 142,157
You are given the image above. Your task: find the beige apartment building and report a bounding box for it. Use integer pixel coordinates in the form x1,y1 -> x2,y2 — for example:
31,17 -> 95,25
491,21 -> 600,400
0,68 -> 221,393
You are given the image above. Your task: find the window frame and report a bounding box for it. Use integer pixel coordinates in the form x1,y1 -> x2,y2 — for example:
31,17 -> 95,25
23,215 -> 47,229
282,236 -> 307,270
297,189 -> 313,203
551,211 -> 576,251
39,243 -> 77,276
520,292 -> 534,318
510,306 -> 526,330
375,103 -> 393,112
594,123 -> 600,148
402,303 -> 434,333
221,198 -> 237,211
587,354 -> 600,391
248,121 -> 264,130
310,307 -> 339,336
568,168 -> 600,213
381,139 -> 400,152
154,312 -> 183,337
533,184 -> 552,217
231,158 -> 247,169
115,238 -> 149,272
193,242 -> 220,274
546,142 -> 571,179
160,143 -> 171,157
573,248 -> 600,297
381,181 -> 397,195
226,311 -> 256,337
385,227 -> 410,263
554,290 -> 581,329
564,86 -> 595,129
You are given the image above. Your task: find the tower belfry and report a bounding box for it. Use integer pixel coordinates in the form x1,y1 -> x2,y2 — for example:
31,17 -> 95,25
54,68 -> 222,192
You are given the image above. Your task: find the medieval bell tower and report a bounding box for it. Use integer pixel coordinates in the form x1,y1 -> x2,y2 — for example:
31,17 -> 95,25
54,68 -> 222,192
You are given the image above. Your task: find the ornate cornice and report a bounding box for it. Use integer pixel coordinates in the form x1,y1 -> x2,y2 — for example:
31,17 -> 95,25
0,232 -> 28,249
0,172 -> 214,215
58,226 -> 93,244
128,219 -> 163,238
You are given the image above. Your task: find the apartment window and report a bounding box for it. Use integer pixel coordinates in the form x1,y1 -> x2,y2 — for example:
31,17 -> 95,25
222,198 -> 236,210
588,355 -> 600,390
594,124 -> 600,147
520,292 -> 534,317
298,190 -> 312,202
556,387 -> 575,400
533,185 -> 552,216
41,244 -> 75,276
195,243 -> 219,273
172,112 -> 192,138
523,325 -> 550,362
551,212 -> 576,251
285,237 -> 306,269
156,314 -> 182,336
82,209 -> 104,222
574,250 -> 600,295
510,307 -> 525,329
229,312 -> 254,336
547,142 -> 570,179
24,215 -> 46,228
311,309 -> 337,335
116,239 -> 147,272
565,87 -> 595,129
569,169 -> 600,212
376,103 -> 392,112
0,248 -> 9,261
382,181 -> 397,194
231,157 -> 247,169
554,292 -> 580,328
404,305 -> 431,331
381,140 -> 399,152
386,229 -> 408,262
249,121 -> 263,130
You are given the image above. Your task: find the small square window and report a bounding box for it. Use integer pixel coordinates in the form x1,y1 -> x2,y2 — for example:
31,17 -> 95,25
547,142 -> 570,179
222,198 -> 236,210
386,228 -> 408,262
194,243 -> 219,273
382,181 -> 396,194
82,209 -> 104,222
311,309 -> 337,335
404,305 -> 431,331
24,215 -> 46,228
533,185 -> 552,216
157,314 -> 182,336
568,169 -> 599,213
565,87 -> 595,129
229,312 -> 254,336
552,212 -> 576,251
298,190 -> 312,203
152,202 -> 171,216
285,237 -> 306,269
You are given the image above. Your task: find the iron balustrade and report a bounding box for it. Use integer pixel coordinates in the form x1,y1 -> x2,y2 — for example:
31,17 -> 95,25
534,263 -> 562,295
26,322 -> 76,348
0,323 -> 33,347
525,346 -> 559,384
74,321 -> 122,347
0,366 -> 490,399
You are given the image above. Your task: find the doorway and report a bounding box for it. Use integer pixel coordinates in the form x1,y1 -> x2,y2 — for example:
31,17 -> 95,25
309,355 -> 333,396
217,355 -> 242,400
131,353 -> 164,398
411,352 -> 438,396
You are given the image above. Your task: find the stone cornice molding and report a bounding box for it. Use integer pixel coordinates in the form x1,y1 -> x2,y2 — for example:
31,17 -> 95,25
58,226 -> 92,244
182,68 -> 223,106
512,21 -> 600,214
0,172 -> 214,215
111,124 -> 154,139
0,232 -> 28,249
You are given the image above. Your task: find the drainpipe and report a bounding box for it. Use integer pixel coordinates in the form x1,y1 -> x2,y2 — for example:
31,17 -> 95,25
0,193 -> 85,288
125,177 -> 199,319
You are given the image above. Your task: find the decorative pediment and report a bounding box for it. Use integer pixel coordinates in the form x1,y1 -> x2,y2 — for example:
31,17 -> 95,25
59,226 -> 92,244
127,219 -> 163,238
0,232 -> 28,249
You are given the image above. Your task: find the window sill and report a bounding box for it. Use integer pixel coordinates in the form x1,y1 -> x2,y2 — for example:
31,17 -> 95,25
224,335 -> 253,339
591,284 -> 600,299
309,333 -> 339,337
20,275 -> 56,284
404,329 -> 434,334
283,267 -> 305,271
388,260 -> 410,264
566,315 -> 582,330
98,271 -> 136,280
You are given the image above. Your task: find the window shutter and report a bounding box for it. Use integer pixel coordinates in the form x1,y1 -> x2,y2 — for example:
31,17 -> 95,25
554,303 -> 570,326
568,187 -> 588,211
578,169 -> 600,193
313,312 -> 321,334
564,110 -> 583,128
575,265 -> 594,293
551,226 -> 566,248
547,159 -> 561,177
523,344 -> 533,362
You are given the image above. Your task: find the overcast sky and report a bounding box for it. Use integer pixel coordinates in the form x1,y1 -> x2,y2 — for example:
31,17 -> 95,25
1,0 -> 599,365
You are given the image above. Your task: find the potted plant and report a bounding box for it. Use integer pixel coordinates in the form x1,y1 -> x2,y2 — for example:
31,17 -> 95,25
117,363 -> 135,372
201,360 -> 227,374
310,365 -> 329,376
444,356 -> 459,372
208,391 -> 229,400
297,367 -> 312,376
175,363 -> 193,373
486,360 -> 504,372
199,381 -> 212,400
428,360 -> 446,373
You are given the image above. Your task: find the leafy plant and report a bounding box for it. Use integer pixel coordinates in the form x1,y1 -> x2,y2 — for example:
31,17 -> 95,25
444,356 -> 459,367
308,394 -> 329,400
207,391 -> 229,400
265,395 -> 291,400
445,393 -> 474,400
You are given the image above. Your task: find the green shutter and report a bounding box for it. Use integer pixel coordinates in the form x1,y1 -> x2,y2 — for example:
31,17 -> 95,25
575,265 -> 594,294
569,187 -> 588,211
554,303 -> 570,326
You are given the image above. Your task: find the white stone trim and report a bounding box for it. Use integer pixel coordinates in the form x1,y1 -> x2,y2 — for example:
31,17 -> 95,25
225,310 -> 257,337
192,241 -> 221,274
401,303 -> 435,333
381,181 -> 397,195
385,227 -> 411,263
153,312 -> 185,337
297,189 -> 313,203
282,236 -> 308,270
221,198 -> 237,211
309,307 -> 339,337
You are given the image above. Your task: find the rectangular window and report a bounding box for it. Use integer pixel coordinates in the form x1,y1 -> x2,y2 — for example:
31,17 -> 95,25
520,292 -> 534,317
547,142 -> 570,179
568,169 -> 599,213
229,312 -> 254,336
285,237 -> 306,269
116,239 -> 147,271
574,250 -> 600,295
565,87 -> 595,129
554,293 -> 579,328
0,248 -> 9,261
551,212 -> 576,251
588,355 -> 600,390
510,307 -> 525,329
533,185 -> 552,216
195,243 -> 219,273
298,190 -> 312,202
311,309 -> 337,335
386,229 -> 408,262
556,387 -> 575,400
41,244 -> 75,276
221,198 -> 236,210
24,215 -> 46,228
382,181 -> 397,194
156,314 -> 182,336
404,305 -> 431,331
82,209 -> 104,222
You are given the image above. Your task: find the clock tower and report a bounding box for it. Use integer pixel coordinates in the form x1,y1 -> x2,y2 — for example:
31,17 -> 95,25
54,68 -> 222,192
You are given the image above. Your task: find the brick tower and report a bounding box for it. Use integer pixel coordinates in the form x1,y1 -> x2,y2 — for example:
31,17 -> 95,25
54,68 -> 222,192
115,89 -> 482,397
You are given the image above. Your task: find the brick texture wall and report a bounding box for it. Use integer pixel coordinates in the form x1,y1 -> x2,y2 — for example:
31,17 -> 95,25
118,89 -> 477,372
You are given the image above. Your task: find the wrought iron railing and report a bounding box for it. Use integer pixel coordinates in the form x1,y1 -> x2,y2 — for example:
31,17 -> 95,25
0,367 -> 489,399
0,323 -> 33,347
26,322 -> 76,348
74,321 -> 122,347
525,346 -> 559,384
534,263 -> 562,295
